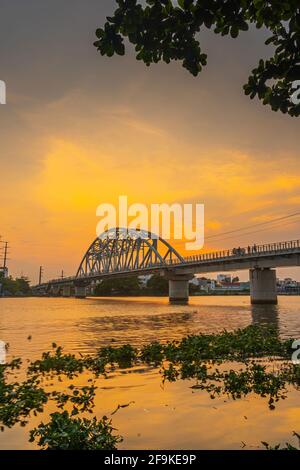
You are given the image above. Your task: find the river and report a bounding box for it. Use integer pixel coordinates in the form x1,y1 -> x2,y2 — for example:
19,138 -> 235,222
0,296 -> 300,449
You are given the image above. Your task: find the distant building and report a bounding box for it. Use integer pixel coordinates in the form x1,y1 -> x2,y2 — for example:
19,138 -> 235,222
216,281 -> 248,291
189,277 -> 217,292
239,281 -> 250,290
188,273 -> 300,295
203,275 -> 249,293
190,277 -> 200,287
217,274 -> 231,283
277,277 -> 300,294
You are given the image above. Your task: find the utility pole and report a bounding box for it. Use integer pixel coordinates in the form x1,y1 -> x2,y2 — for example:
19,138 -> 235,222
0,241 -> 9,277
39,266 -> 43,285
3,242 -> 8,269
0,237 -> 2,297
61,270 -> 64,280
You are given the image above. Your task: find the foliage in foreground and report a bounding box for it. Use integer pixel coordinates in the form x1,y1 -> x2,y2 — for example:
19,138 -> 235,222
262,432 -> 300,450
94,1 -> 300,116
29,411 -> 122,450
0,325 -> 299,449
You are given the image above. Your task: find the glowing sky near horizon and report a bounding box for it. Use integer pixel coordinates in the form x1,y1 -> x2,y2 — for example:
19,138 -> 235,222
0,0 -> 299,283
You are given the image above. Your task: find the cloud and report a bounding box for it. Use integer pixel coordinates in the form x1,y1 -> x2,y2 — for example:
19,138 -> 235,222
0,2 -> 299,281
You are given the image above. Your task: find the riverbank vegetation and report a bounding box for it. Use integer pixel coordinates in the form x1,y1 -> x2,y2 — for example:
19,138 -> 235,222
93,274 -> 169,296
93,275 -> 216,297
0,275 -> 31,297
1,325 -> 299,450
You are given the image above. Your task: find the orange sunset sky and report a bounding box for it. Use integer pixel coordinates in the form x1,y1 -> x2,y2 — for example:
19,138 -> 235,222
0,1 -> 299,283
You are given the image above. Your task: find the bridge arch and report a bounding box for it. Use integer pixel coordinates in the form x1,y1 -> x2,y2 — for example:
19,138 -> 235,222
76,227 -> 184,278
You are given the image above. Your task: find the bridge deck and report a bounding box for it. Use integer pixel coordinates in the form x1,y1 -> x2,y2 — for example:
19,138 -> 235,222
33,239 -> 300,289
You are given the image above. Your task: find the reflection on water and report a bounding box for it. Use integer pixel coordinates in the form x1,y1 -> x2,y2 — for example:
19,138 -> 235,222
251,303 -> 280,329
2,295 -> 299,358
0,295 -> 300,449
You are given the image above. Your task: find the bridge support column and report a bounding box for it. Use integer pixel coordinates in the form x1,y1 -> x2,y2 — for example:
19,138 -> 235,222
51,286 -> 60,297
62,285 -> 71,297
75,286 -> 86,299
250,268 -> 277,305
167,273 -> 194,305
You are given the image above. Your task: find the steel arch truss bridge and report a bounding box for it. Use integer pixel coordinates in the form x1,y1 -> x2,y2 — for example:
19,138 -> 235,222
33,228 -> 300,305
76,228 -> 184,278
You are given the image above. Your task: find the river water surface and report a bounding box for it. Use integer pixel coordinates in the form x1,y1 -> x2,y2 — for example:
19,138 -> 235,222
0,296 -> 300,449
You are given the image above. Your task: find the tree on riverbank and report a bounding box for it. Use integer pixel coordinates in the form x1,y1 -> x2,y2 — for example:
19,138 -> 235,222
146,274 -> 169,295
94,1 -> 300,116
92,274 -> 201,296
93,274 -> 170,296
0,275 -> 31,296
94,276 -> 141,296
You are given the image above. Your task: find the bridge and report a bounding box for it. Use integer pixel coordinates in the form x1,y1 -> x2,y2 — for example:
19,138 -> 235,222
32,228 -> 300,305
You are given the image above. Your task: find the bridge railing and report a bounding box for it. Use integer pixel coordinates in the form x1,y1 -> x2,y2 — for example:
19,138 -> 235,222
167,238 -> 300,266
39,238 -> 300,286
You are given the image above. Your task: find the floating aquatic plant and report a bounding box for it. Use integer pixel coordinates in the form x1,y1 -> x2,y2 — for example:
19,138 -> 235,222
29,410 -> 122,450
0,325 -> 299,449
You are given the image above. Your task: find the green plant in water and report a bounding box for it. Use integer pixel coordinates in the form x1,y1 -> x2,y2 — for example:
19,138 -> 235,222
28,346 -> 85,378
97,344 -> 137,368
29,410 -> 122,450
0,377 -> 48,428
162,325 -> 294,363
140,341 -> 164,364
1,325 -> 299,449
51,384 -> 97,416
262,432 -> 300,450
0,360 -> 48,428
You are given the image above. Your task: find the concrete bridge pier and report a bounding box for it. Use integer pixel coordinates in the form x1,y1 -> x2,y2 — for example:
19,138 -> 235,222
50,286 -> 61,297
166,272 -> 194,305
250,268 -> 277,305
74,286 -> 86,299
62,285 -> 71,297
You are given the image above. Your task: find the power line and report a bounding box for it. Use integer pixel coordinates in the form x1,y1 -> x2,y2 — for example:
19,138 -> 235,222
164,212 -> 300,252
205,212 -> 300,240
208,217 -> 300,244
165,212 -> 300,247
